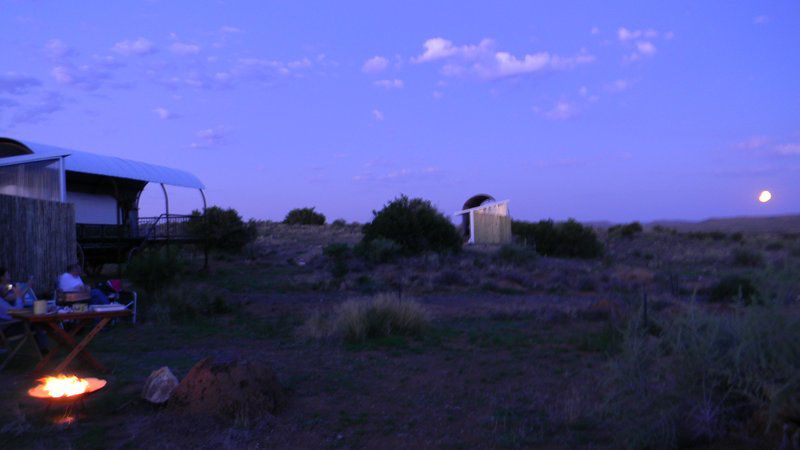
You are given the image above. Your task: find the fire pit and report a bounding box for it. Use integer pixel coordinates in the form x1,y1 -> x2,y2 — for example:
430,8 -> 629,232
28,374 -> 107,411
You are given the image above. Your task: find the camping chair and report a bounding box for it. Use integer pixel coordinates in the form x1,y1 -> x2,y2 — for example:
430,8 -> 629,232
105,279 -> 138,324
0,319 -> 42,372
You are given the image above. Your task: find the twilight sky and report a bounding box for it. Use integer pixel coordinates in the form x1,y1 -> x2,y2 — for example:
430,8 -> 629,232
1,0 -> 798,223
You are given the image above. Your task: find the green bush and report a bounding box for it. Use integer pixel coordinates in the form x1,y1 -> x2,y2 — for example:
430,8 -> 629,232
361,195 -> 462,255
125,246 -> 185,295
299,293 -> 431,343
495,243 -> 537,265
323,243 -> 350,279
512,219 -> 603,259
608,221 -> 643,238
708,275 -> 758,304
331,218 -> 347,227
187,206 -> 257,253
283,207 -> 326,225
731,248 -> 764,267
150,287 -> 236,324
354,238 -> 402,264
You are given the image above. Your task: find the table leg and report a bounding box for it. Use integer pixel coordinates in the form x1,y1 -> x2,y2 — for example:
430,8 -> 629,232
34,322 -> 70,372
35,319 -> 108,373
54,318 -> 111,373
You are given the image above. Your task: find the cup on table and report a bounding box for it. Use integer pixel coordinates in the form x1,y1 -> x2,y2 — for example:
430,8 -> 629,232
33,300 -> 48,315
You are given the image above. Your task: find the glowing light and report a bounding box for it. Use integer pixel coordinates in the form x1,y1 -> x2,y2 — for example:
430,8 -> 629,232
37,375 -> 89,398
29,376 -> 106,399
758,190 -> 772,203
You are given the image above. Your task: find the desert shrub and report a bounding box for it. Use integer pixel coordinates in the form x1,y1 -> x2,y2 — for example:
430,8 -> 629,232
125,246 -> 185,295
653,225 -> 677,235
323,243 -> 350,279
187,206 -> 257,253
495,243 -> 537,265
602,301 -> 800,447
708,275 -> 758,304
512,219 -> 603,259
361,195 -> 462,255
354,237 -> 402,263
731,248 -> 764,267
283,207 -> 326,225
687,231 -> 727,241
331,218 -> 347,227
730,232 -> 744,242
148,287 -> 236,323
434,270 -> 467,287
323,242 -> 350,259
300,293 -> 430,343
765,241 -> 783,251
608,221 -> 643,238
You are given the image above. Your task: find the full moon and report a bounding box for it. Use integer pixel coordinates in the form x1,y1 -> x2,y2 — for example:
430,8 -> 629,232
758,190 -> 772,203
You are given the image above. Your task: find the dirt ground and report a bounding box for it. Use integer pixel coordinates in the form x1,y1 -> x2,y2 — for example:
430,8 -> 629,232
1,223 -> 796,449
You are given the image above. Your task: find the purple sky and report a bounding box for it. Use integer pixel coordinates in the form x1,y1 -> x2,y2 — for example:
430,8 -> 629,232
1,1 -> 799,223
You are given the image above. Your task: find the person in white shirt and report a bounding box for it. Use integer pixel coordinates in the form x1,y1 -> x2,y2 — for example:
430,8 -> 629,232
58,264 -> 109,305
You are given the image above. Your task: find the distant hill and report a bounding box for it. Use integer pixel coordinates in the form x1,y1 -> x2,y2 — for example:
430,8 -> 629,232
646,214 -> 800,234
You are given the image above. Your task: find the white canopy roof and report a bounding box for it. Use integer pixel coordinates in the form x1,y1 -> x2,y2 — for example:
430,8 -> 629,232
1,138 -> 205,189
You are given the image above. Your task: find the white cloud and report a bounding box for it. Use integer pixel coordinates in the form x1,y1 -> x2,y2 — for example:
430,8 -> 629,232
605,78 -> 632,93
432,90 -> 444,100
414,37 -> 457,62
590,27 -> 601,35
636,41 -> 657,56
50,64 -> 111,91
153,107 -> 175,120
371,109 -> 384,121
413,37 -> 494,63
362,56 -> 389,74
617,27 -> 659,42
537,100 -> 578,120
617,27 -> 668,62
220,26 -> 242,34
190,127 -> 226,148
775,143 -> 800,155
286,58 -> 312,69
112,38 -> 155,56
413,37 -> 593,80
169,42 -> 201,55
373,79 -> 404,89
753,15 -> 769,25
44,39 -> 74,60
735,136 -> 770,150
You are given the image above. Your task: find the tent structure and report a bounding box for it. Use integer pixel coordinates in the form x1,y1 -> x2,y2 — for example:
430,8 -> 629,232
0,137 -> 207,269
454,194 -> 512,245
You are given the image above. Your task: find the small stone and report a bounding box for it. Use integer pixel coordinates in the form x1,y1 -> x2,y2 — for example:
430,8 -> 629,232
142,366 -> 179,404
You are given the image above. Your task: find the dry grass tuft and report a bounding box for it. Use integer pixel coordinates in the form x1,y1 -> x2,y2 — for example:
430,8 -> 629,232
300,293 -> 431,343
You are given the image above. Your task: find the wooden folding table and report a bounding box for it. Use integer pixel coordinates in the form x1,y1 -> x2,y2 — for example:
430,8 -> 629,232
9,309 -> 131,374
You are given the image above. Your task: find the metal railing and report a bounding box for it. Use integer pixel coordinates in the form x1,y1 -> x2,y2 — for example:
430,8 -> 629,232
76,214 -> 196,242
137,214 -> 194,241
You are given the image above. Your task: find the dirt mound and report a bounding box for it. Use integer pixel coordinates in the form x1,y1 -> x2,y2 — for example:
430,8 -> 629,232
169,357 -> 285,418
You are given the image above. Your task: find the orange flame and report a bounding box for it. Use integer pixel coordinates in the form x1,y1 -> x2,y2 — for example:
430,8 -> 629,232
37,375 -> 89,398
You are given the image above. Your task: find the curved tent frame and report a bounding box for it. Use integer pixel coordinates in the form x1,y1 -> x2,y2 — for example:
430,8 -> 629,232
0,137 -> 208,268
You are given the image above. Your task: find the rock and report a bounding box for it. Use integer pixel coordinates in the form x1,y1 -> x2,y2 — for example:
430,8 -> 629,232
142,366 -> 179,404
169,357 -> 285,418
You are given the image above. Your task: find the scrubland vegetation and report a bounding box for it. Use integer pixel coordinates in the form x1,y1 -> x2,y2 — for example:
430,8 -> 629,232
2,201 -> 799,449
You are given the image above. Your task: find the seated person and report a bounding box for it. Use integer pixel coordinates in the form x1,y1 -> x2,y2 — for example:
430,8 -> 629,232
58,264 -> 109,306
0,267 -> 23,321
1,267 -> 48,352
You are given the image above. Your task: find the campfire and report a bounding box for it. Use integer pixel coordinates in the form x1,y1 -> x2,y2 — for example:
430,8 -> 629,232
29,375 -> 106,401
